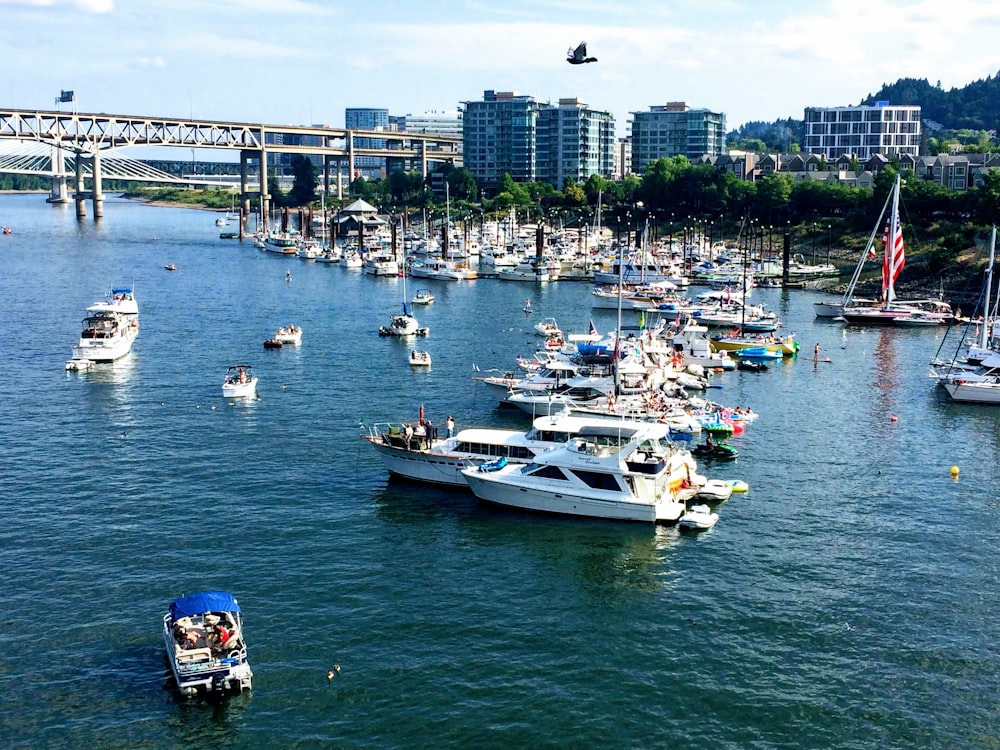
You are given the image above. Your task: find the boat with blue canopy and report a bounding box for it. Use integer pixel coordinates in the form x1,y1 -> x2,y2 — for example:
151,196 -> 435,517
162,591 -> 252,698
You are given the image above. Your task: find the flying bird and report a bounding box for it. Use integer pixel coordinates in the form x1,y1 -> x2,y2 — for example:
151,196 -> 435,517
567,41 -> 597,64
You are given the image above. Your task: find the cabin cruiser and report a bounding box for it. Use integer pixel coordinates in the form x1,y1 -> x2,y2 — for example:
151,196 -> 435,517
461,422 -> 699,523
68,287 -> 139,365
163,591 -> 252,698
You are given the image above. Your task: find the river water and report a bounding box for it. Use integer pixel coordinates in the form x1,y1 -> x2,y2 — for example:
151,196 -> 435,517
1,193 -> 998,749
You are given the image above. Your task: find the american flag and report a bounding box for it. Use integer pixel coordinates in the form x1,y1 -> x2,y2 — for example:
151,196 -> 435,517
881,199 -> 905,303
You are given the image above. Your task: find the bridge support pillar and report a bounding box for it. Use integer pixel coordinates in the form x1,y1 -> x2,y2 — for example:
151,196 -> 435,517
240,152 -> 249,238
91,149 -> 104,219
420,140 -> 427,179
259,149 -> 269,230
47,144 -> 70,204
74,154 -> 87,219
336,158 -> 343,200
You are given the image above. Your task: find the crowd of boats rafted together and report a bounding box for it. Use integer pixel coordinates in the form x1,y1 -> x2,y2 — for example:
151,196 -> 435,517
363,310 -> 769,528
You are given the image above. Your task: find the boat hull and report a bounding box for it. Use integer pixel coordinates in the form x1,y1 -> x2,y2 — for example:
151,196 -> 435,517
943,379 -> 1000,404
462,469 -> 685,523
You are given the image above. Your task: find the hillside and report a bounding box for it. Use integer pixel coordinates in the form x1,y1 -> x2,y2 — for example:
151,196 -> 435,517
860,71 -> 1000,132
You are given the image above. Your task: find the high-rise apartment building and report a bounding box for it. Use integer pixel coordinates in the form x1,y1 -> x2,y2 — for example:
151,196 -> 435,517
463,90 -> 614,191
536,98 -> 614,188
802,103 -> 921,160
629,102 -> 726,174
462,91 -> 539,190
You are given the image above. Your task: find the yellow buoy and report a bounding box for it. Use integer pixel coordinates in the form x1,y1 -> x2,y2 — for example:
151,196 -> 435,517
951,466 -> 960,477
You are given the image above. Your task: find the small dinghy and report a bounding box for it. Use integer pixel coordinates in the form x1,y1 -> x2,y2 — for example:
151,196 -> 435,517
263,338 -> 283,349
726,479 -> 749,493
737,359 -> 768,372
693,479 -> 734,503
678,504 -> 719,530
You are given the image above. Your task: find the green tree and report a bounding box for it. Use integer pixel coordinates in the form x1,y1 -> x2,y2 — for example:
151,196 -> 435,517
287,155 -> 317,207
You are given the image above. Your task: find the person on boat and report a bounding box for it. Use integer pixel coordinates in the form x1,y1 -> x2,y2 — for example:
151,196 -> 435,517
239,369 -> 247,384
425,419 -> 436,441
446,416 -> 455,438
705,434 -> 716,450
213,623 -> 232,648
403,422 -> 414,447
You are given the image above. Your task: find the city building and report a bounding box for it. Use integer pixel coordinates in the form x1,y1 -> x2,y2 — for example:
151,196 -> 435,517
462,90 -> 540,191
535,98 -> 614,188
345,107 -> 389,175
389,110 -> 463,137
614,138 -> 632,179
802,103 -> 921,161
463,90 -> 615,192
629,102 -> 726,174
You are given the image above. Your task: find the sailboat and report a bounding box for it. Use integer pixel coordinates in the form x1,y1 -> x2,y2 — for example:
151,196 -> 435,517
934,227 -> 1000,402
378,216 -> 428,338
841,175 -> 953,326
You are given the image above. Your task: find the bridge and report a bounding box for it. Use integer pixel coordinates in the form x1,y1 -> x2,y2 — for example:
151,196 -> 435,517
0,107 -> 461,219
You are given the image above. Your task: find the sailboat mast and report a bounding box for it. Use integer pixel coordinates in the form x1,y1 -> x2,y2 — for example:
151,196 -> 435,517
883,174 -> 903,306
981,226 -> 996,350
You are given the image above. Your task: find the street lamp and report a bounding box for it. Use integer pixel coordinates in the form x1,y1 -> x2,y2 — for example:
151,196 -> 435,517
811,222 -> 817,264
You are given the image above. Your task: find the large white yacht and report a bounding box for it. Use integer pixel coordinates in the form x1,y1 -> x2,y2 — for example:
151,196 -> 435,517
363,412 -> 664,488
68,287 -> 139,365
461,422 -> 698,523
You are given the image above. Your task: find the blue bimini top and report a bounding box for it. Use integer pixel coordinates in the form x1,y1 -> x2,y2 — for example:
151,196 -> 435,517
169,591 -> 241,620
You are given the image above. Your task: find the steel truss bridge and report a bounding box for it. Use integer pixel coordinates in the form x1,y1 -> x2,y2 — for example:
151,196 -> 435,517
0,107 -> 460,218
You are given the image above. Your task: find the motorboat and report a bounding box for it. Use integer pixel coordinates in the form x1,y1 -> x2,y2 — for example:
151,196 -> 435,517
410,257 -> 478,280
678,504 -> 719,530
263,338 -> 283,349
409,350 -> 432,367
534,317 -> 562,338
68,288 -> 139,364
460,422 -> 698,523
362,412 -> 705,490
215,215 -> 228,227
164,264 -> 178,271
411,289 -> 435,305
692,479 -> 733,503
222,365 -> 257,398
737,359 -> 769,372
163,591 -> 252,698
275,325 -> 302,345
262,233 -> 299,254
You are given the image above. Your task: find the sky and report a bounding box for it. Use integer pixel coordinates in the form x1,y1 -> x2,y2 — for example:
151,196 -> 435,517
2,0 -> 1000,140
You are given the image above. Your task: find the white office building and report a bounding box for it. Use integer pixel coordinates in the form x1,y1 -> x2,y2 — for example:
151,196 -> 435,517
803,103 -> 921,161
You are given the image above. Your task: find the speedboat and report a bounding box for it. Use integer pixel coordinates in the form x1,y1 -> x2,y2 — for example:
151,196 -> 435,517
411,289 -> 435,305
164,264 -> 178,271
678,504 -> 719,530
222,365 -> 257,398
461,422 -> 698,523
163,591 -> 252,698
275,325 -> 303,345
68,288 -> 139,364
409,350 -> 432,367
534,317 -> 562,337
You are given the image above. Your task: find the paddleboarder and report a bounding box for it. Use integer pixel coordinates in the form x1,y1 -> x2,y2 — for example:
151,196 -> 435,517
814,342 -> 821,359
